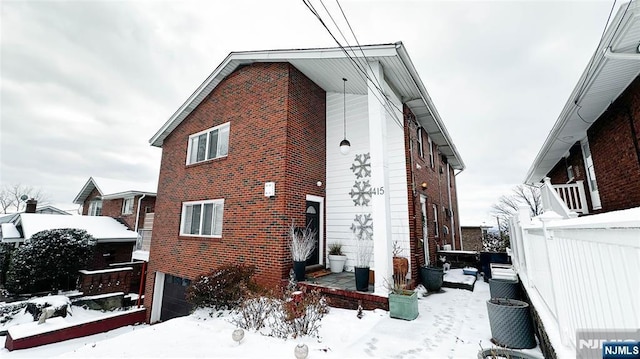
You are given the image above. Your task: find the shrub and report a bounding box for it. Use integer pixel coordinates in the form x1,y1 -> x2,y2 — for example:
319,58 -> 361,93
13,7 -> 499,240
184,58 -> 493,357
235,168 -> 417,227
186,264 -> 259,310
231,287 -> 328,339
5,228 -> 96,294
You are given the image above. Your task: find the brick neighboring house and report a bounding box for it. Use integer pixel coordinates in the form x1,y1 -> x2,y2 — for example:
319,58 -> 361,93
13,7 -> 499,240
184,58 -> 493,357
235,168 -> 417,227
525,2 -> 640,215
460,225 -> 490,252
73,176 -> 157,263
145,42 -> 465,323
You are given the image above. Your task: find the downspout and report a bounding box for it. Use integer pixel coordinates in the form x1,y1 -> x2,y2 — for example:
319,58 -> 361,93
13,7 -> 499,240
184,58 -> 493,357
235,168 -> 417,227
454,170 -> 464,250
134,194 -> 147,233
446,163 -> 453,249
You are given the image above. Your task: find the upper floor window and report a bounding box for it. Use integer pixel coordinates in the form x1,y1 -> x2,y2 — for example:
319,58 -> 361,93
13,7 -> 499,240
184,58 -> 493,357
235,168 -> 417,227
417,128 -> 424,158
432,204 -> 439,237
122,197 -> 134,215
180,199 -> 224,237
88,199 -> 102,216
428,137 -> 434,168
186,123 -> 230,165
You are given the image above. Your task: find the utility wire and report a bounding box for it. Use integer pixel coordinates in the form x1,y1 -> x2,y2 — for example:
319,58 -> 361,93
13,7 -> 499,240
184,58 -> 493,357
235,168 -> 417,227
302,0 -> 405,129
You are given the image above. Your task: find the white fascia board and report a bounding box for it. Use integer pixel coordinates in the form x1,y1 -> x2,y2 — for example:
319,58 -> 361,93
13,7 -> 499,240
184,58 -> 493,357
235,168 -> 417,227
101,191 -> 156,200
72,177 -> 100,204
149,44 -> 399,148
524,2 -> 639,184
395,43 -> 466,171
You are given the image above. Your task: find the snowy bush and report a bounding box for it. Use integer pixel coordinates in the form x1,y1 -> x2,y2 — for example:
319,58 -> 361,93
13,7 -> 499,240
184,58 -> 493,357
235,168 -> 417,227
231,292 -> 280,331
5,228 -> 96,294
269,288 -> 328,339
185,264 -> 260,310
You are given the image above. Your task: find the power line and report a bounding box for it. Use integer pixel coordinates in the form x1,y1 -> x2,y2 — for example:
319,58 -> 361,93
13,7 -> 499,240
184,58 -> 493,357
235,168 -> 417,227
302,0 -> 405,129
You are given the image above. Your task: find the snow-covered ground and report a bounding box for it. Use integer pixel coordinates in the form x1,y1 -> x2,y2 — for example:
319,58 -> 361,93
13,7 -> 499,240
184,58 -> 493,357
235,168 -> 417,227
1,271 -> 544,358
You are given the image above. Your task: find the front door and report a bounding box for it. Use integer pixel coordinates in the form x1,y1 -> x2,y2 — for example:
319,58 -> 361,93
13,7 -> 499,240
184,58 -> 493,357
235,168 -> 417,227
305,200 -> 320,266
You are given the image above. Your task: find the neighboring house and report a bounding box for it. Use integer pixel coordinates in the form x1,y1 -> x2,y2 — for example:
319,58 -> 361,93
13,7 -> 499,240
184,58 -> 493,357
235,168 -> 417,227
34,204 -> 73,215
0,213 -> 138,269
460,225 -> 490,252
525,1 -> 640,215
145,42 -> 465,322
73,176 -> 157,261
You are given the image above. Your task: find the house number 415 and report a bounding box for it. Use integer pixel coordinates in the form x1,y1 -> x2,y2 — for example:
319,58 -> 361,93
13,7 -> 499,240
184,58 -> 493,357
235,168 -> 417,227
371,187 -> 385,195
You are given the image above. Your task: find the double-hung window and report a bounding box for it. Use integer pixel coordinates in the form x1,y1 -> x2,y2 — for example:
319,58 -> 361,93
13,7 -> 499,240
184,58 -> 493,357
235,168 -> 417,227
417,128 -> 424,158
433,204 -> 439,237
186,123 -> 230,165
180,199 -> 224,237
122,197 -> 134,215
88,199 -> 102,216
428,137 -> 434,168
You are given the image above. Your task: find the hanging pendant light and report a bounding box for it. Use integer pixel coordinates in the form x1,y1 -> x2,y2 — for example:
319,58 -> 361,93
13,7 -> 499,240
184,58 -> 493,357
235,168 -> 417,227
339,77 -> 351,155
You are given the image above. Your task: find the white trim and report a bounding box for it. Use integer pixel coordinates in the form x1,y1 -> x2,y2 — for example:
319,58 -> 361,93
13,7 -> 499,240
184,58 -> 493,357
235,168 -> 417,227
179,199 -> 225,237
150,272 -> 165,324
122,197 -> 134,215
306,195 -> 324,266
433,204 -> 439,237
185,122 -> 230,165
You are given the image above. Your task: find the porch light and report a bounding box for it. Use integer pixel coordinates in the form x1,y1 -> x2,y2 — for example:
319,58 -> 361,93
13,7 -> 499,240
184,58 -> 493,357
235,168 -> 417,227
339,78 -> 351,155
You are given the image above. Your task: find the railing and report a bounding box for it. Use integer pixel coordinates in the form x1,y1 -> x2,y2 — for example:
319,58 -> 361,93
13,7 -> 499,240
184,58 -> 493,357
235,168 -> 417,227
136,229 -> 152,252
508,205 -> 640,356
551,179 -> 589,214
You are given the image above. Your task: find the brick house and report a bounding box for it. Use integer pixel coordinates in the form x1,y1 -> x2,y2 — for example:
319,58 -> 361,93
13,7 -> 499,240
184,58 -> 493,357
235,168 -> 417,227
73,176 -> 157,263
525,2 -> 640,215
145,43 -> 465,322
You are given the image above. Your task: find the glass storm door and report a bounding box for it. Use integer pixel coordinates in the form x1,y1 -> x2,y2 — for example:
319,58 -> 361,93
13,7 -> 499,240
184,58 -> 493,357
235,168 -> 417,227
305,201 -> 320,266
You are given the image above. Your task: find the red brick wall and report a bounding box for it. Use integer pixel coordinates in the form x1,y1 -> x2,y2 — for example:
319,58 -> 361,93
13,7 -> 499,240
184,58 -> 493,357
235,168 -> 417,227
403,106 -> 461,281
144,63 -> 326,319
546,76 -> 640,213
587,76 -> 640,212
546,143 -> 596,210
88,243 -> 135,270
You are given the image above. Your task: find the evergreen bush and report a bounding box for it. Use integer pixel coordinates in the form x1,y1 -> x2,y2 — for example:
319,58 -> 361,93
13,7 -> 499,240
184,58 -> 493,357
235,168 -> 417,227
5,228 -> 96,294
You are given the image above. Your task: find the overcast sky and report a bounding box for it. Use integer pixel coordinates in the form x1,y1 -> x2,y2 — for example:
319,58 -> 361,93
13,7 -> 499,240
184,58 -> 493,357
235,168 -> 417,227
0,0 -> 615,225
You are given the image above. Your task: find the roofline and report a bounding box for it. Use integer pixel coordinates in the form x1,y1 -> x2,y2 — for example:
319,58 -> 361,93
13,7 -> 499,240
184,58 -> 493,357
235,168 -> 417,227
524,1 -> 638,184
101,191 -> 157,200
395,43 -> 465,171
150,44 -> 400,147
73,177 -> 99,204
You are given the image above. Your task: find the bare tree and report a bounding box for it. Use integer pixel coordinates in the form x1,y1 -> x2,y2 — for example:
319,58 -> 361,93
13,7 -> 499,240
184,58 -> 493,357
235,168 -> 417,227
0,184 -> 49,213
490,184 -> 542,238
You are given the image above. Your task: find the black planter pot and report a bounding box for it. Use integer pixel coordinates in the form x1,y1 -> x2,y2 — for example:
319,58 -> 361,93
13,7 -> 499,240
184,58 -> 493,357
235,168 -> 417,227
293,261 -> 306,282
420,266 -> 444,292
486,298 -> 536,349
489,278 -> 520,300
354,267 -> 370,291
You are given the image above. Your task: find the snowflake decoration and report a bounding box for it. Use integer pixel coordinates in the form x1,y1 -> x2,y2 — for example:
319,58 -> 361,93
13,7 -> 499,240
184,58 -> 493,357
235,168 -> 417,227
349,180 -> 371,206
351,214 -> 373,241
350,153 -> 371,179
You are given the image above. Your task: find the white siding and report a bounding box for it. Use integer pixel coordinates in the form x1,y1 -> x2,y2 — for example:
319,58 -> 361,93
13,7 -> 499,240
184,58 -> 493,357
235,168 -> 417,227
325,81 -> 411,275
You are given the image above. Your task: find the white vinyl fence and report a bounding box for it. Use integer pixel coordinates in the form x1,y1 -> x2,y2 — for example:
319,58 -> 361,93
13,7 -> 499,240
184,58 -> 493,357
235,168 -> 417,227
508,205 -> 640,355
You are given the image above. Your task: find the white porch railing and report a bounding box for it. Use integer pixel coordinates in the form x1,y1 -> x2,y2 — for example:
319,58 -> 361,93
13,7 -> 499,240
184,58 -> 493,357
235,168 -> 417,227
551,179 -> 589,214
508,205 -> 640,357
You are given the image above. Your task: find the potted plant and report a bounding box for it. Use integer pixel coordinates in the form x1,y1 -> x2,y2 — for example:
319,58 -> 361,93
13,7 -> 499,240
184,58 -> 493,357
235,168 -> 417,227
327,242 -> 347,273
486,298 -> 536,349
392,241 -> 408,284
387,273 -> 418,320
420,243 -> 443,292
288,221 -> 316,282
354,237 -> 373,292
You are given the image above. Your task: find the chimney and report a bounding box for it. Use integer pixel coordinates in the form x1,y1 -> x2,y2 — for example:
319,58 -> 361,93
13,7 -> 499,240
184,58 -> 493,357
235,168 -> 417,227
25,198 -> 37,213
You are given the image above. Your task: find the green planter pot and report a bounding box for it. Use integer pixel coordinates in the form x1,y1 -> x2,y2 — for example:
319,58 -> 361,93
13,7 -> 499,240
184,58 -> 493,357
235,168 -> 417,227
354,267 -> 370,292
389,291 -> 418,320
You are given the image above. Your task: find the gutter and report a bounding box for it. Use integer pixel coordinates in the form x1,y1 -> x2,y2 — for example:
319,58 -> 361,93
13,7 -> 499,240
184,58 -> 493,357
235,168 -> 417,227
134,194 -> 147,233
